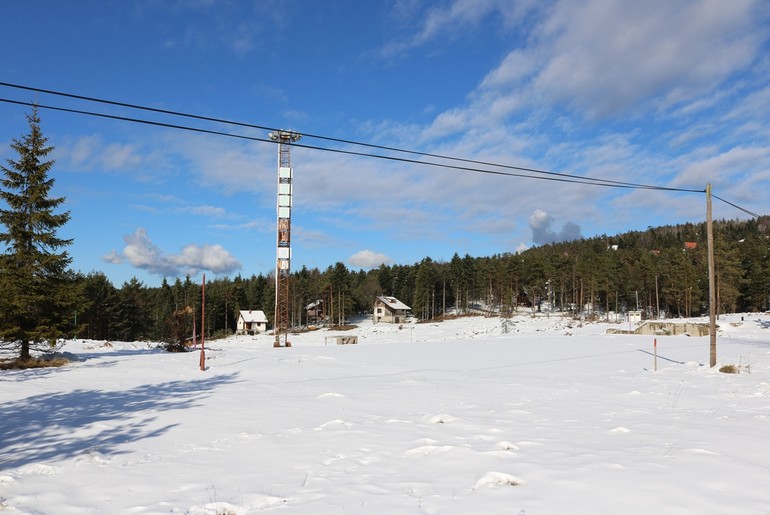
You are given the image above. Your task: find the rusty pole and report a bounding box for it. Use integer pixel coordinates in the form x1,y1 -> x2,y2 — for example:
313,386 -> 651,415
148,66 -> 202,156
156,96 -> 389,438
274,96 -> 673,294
200,273 -> 206,371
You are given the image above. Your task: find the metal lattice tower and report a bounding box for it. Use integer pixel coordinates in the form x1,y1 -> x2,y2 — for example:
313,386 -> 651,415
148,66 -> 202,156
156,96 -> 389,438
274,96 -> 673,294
269,130 -> 301,347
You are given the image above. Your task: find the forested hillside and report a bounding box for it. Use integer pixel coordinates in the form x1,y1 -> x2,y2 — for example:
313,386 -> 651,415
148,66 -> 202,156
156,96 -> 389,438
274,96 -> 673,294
71,216 -> 770,342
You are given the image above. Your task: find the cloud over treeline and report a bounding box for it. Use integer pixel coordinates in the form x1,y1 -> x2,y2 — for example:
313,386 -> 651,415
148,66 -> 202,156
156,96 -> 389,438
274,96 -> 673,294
529,209 -> 583,245
103,228 -> 241,278
348,250 -> 393,269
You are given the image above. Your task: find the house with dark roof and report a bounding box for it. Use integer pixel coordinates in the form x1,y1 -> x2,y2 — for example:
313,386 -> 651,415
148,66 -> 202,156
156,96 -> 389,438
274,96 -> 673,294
305,299 -> 324,322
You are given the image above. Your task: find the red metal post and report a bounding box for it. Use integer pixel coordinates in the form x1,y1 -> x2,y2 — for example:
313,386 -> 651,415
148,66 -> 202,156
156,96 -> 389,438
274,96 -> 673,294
200,273 -> 206,371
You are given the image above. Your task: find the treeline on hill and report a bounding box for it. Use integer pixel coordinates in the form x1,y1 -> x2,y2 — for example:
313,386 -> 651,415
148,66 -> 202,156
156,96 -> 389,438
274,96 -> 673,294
68,216 -> 770,343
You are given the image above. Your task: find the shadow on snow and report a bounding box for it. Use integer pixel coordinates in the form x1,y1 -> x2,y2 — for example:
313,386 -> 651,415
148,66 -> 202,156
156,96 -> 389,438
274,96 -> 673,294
0,371 -> 240,470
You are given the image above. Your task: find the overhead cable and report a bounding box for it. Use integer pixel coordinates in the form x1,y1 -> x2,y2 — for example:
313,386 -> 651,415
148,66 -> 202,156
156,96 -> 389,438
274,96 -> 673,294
5,91 -> 762,215
712,194 -> 762,219
0,96 -> 706,194
0,81 -> 703,193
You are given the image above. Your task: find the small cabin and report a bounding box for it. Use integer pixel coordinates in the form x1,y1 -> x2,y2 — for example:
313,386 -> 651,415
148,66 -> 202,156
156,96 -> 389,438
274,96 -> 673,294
373,296 -> 411,324
237,310 -> 268,335
306,299 -> 324,322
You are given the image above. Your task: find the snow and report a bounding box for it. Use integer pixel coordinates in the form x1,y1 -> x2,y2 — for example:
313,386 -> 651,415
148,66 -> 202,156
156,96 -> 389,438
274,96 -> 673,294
1,313 -> 769,514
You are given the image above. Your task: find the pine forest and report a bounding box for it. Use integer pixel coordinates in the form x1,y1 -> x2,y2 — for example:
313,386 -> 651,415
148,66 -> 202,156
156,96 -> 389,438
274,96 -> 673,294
67,216 -> 770,343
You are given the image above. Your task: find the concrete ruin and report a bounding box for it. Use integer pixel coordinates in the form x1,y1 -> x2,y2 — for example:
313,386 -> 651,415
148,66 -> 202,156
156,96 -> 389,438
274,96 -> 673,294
607,321 -> 713,337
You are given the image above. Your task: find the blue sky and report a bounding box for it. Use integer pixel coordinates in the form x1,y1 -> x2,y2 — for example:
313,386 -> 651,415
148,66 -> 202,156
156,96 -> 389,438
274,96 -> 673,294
1,0 -> 769,287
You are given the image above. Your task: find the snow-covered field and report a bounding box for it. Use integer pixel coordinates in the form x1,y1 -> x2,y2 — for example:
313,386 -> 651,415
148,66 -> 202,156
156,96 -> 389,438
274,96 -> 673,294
1,313 -> 769,514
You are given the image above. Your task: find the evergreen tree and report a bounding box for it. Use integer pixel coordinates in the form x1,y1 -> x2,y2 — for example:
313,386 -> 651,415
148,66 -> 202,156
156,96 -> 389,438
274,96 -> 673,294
113,277 -> 150,341
713,228 -> 744,315
330,262 -> 351,325
82,271 -> 117,340
413,257 -> 438,320
0,108 -> 74,361
449,253 -> 464,313
377,264 -> 393,296
154,277 -> 174,341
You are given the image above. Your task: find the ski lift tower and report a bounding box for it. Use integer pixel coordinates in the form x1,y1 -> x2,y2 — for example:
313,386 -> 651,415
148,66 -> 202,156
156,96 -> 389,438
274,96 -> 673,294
269,130 -> 301,347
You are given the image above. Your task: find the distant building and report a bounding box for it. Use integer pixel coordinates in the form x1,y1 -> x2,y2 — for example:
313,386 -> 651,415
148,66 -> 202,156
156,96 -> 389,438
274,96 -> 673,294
373,296 -> 411,324
237,310 -> 268,335
684,241 -> 698,250
306,299 -> 324,322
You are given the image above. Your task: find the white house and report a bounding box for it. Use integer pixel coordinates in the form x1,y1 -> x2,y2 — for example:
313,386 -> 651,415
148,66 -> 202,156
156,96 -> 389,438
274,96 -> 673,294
373,296 -> 411,324
237,310 -> 268,335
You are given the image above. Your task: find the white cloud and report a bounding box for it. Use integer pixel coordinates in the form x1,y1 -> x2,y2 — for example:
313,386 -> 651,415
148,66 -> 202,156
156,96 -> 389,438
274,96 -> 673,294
536,0 -> 762,117
673,145 -> 770,193
381,0 -> 534,58
209,218 -> 274,233
100,143 -> 143,170
515,242 -> 530,253
68,134 -> 101,166
380,0 -> 770,243
348,250 -> 393,269
182,205 -> 228,218
163,133 -> 276,196
417,0 -> 768,139
471,0 -> 767,120
142,193 -> 184,204
102,250 -> 123,265
103,228 -> 241,277
169,243 -> 242,273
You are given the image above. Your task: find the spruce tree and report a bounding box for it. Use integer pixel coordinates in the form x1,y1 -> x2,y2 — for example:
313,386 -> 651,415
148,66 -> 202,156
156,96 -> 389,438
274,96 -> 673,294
0,107 -> 73,362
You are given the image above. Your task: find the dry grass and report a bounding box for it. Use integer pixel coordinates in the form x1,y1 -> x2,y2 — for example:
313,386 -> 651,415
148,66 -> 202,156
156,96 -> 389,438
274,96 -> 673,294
719,364 -> 740,374
0,355 -> 70,370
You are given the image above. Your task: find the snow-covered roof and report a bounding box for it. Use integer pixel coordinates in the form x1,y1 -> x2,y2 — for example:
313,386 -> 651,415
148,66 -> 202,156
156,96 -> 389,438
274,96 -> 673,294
239,310 -> 268,323
376,296 -> 411,311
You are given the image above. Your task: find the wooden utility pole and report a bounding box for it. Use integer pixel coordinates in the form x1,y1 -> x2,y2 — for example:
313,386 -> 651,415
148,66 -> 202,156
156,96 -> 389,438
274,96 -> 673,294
707,184 -> 717,367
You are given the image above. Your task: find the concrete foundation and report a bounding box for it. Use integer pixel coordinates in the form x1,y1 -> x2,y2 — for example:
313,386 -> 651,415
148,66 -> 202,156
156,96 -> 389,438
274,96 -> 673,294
607,321 -> 713,336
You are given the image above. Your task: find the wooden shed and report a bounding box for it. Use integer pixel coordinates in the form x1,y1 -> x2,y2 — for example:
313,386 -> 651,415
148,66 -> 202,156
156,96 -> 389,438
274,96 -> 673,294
305,299 -> 324,322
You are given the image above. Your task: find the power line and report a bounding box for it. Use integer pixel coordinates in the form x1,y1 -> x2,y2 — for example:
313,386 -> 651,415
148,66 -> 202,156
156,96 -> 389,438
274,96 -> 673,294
6,81 -> 765,218
2,80 -> 646,189
1,91 -> 762,219
0,97 -> 622,188
0,81 -> 702,193
712,194 -> 762,219
0,96 -> 707,196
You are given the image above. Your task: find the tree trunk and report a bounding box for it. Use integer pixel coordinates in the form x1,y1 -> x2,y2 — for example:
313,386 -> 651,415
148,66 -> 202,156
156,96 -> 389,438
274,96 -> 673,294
20,341 -> 30,362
